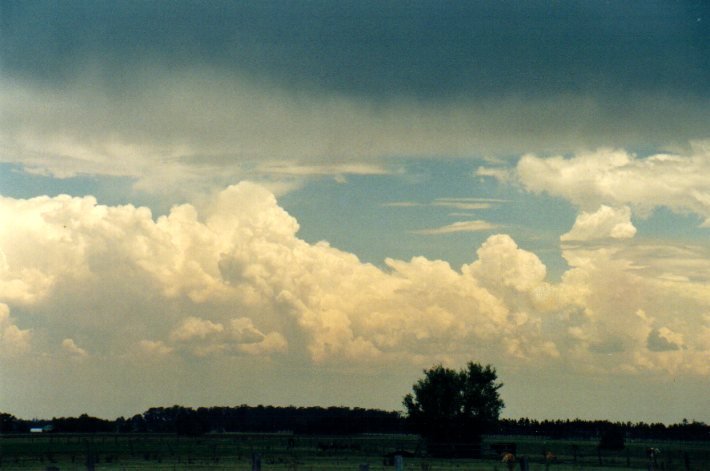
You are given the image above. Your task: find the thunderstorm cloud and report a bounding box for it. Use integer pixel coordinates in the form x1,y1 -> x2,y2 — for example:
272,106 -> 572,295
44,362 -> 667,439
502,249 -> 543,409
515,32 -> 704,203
1,1 -> 708,423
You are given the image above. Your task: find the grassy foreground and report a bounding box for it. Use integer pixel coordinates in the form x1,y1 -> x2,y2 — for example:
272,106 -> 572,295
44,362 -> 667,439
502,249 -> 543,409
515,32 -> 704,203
1,433 -> 708,470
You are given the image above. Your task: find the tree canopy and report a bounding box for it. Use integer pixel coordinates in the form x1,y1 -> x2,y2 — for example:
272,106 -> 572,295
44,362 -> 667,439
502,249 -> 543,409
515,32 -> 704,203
403,362 -> 504,450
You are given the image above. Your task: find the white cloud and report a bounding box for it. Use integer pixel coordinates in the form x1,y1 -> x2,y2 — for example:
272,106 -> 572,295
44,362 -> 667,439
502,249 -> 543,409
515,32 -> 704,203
514,144 -> 710,224
412,220 -> 500,235
384,198 -> 502,211
238,332 -> 288,356
556,240 -> 710,375
465,234 -> 547,293
561,205 -> 637,241
0,303 -> 31,355
168,316 -> 287,357
170,317 -> 225,342
475,166 -> 515,183
1,181 -> 709,418
0,184 -> 549,367
432,199 -> 492,210
138,339 -> 173,356
256,162 -> 391,177
62,338 -> 88,357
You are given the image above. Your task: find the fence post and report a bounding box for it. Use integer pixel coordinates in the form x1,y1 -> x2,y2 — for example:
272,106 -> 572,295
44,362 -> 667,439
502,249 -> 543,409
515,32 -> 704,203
394,454 -> 403,471
627,448 -> 631,467
85,440 -> 95,471
251,452 -> 261,471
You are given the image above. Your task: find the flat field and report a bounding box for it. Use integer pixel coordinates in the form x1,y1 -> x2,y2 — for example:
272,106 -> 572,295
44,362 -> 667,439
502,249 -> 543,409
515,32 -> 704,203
1,433 -> 708,470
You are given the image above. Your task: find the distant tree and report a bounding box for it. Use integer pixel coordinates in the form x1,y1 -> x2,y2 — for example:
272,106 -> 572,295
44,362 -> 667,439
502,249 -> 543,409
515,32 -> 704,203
403,362 -> 504,456
175,409 -> 207,436
51,414 -> 112,433
0,412 -> 28,433
128,413 -> 147,432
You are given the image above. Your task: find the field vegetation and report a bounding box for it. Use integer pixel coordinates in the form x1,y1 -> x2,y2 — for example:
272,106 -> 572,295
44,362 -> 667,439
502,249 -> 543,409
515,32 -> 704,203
1,432 -> 709,470
2,363 -> 708,469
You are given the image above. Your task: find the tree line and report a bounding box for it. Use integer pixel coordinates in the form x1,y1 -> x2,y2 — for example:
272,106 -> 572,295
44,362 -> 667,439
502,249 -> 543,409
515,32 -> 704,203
0,405 -> 405,436
1,362 -> 707,443
1,406 -> 707,441
497,417 -> 710,442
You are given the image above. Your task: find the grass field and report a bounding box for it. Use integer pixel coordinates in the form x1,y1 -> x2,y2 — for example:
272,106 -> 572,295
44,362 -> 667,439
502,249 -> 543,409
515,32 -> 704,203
1,433 -> 708,470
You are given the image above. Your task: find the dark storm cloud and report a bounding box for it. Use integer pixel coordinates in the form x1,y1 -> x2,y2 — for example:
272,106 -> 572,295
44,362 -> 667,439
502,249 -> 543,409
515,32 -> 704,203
2,0 -> 707,101
1,0 -> 708,178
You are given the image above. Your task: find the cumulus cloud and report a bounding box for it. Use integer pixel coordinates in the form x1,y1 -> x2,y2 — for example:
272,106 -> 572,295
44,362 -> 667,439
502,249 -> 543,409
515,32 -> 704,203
0,183 -> 551,367
62,338 -> 88,357
138,339 -> 173,357
647,327 -> 684,352
465,235 -> 547,293
561,205 -> 637,241
170,317 -> 224,342
169,316 -> 287,357
513,144 -> 710,225
1,181 -> 709,418
0,303 -> 31,355
558,240 -> 710,375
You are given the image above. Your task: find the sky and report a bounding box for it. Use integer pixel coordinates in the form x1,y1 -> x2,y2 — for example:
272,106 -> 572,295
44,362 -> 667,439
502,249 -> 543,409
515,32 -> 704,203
0,1 -> 709,423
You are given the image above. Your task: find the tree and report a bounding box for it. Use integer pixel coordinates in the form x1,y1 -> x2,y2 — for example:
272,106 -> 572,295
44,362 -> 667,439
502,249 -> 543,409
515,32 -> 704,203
403,362 -> 504,456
